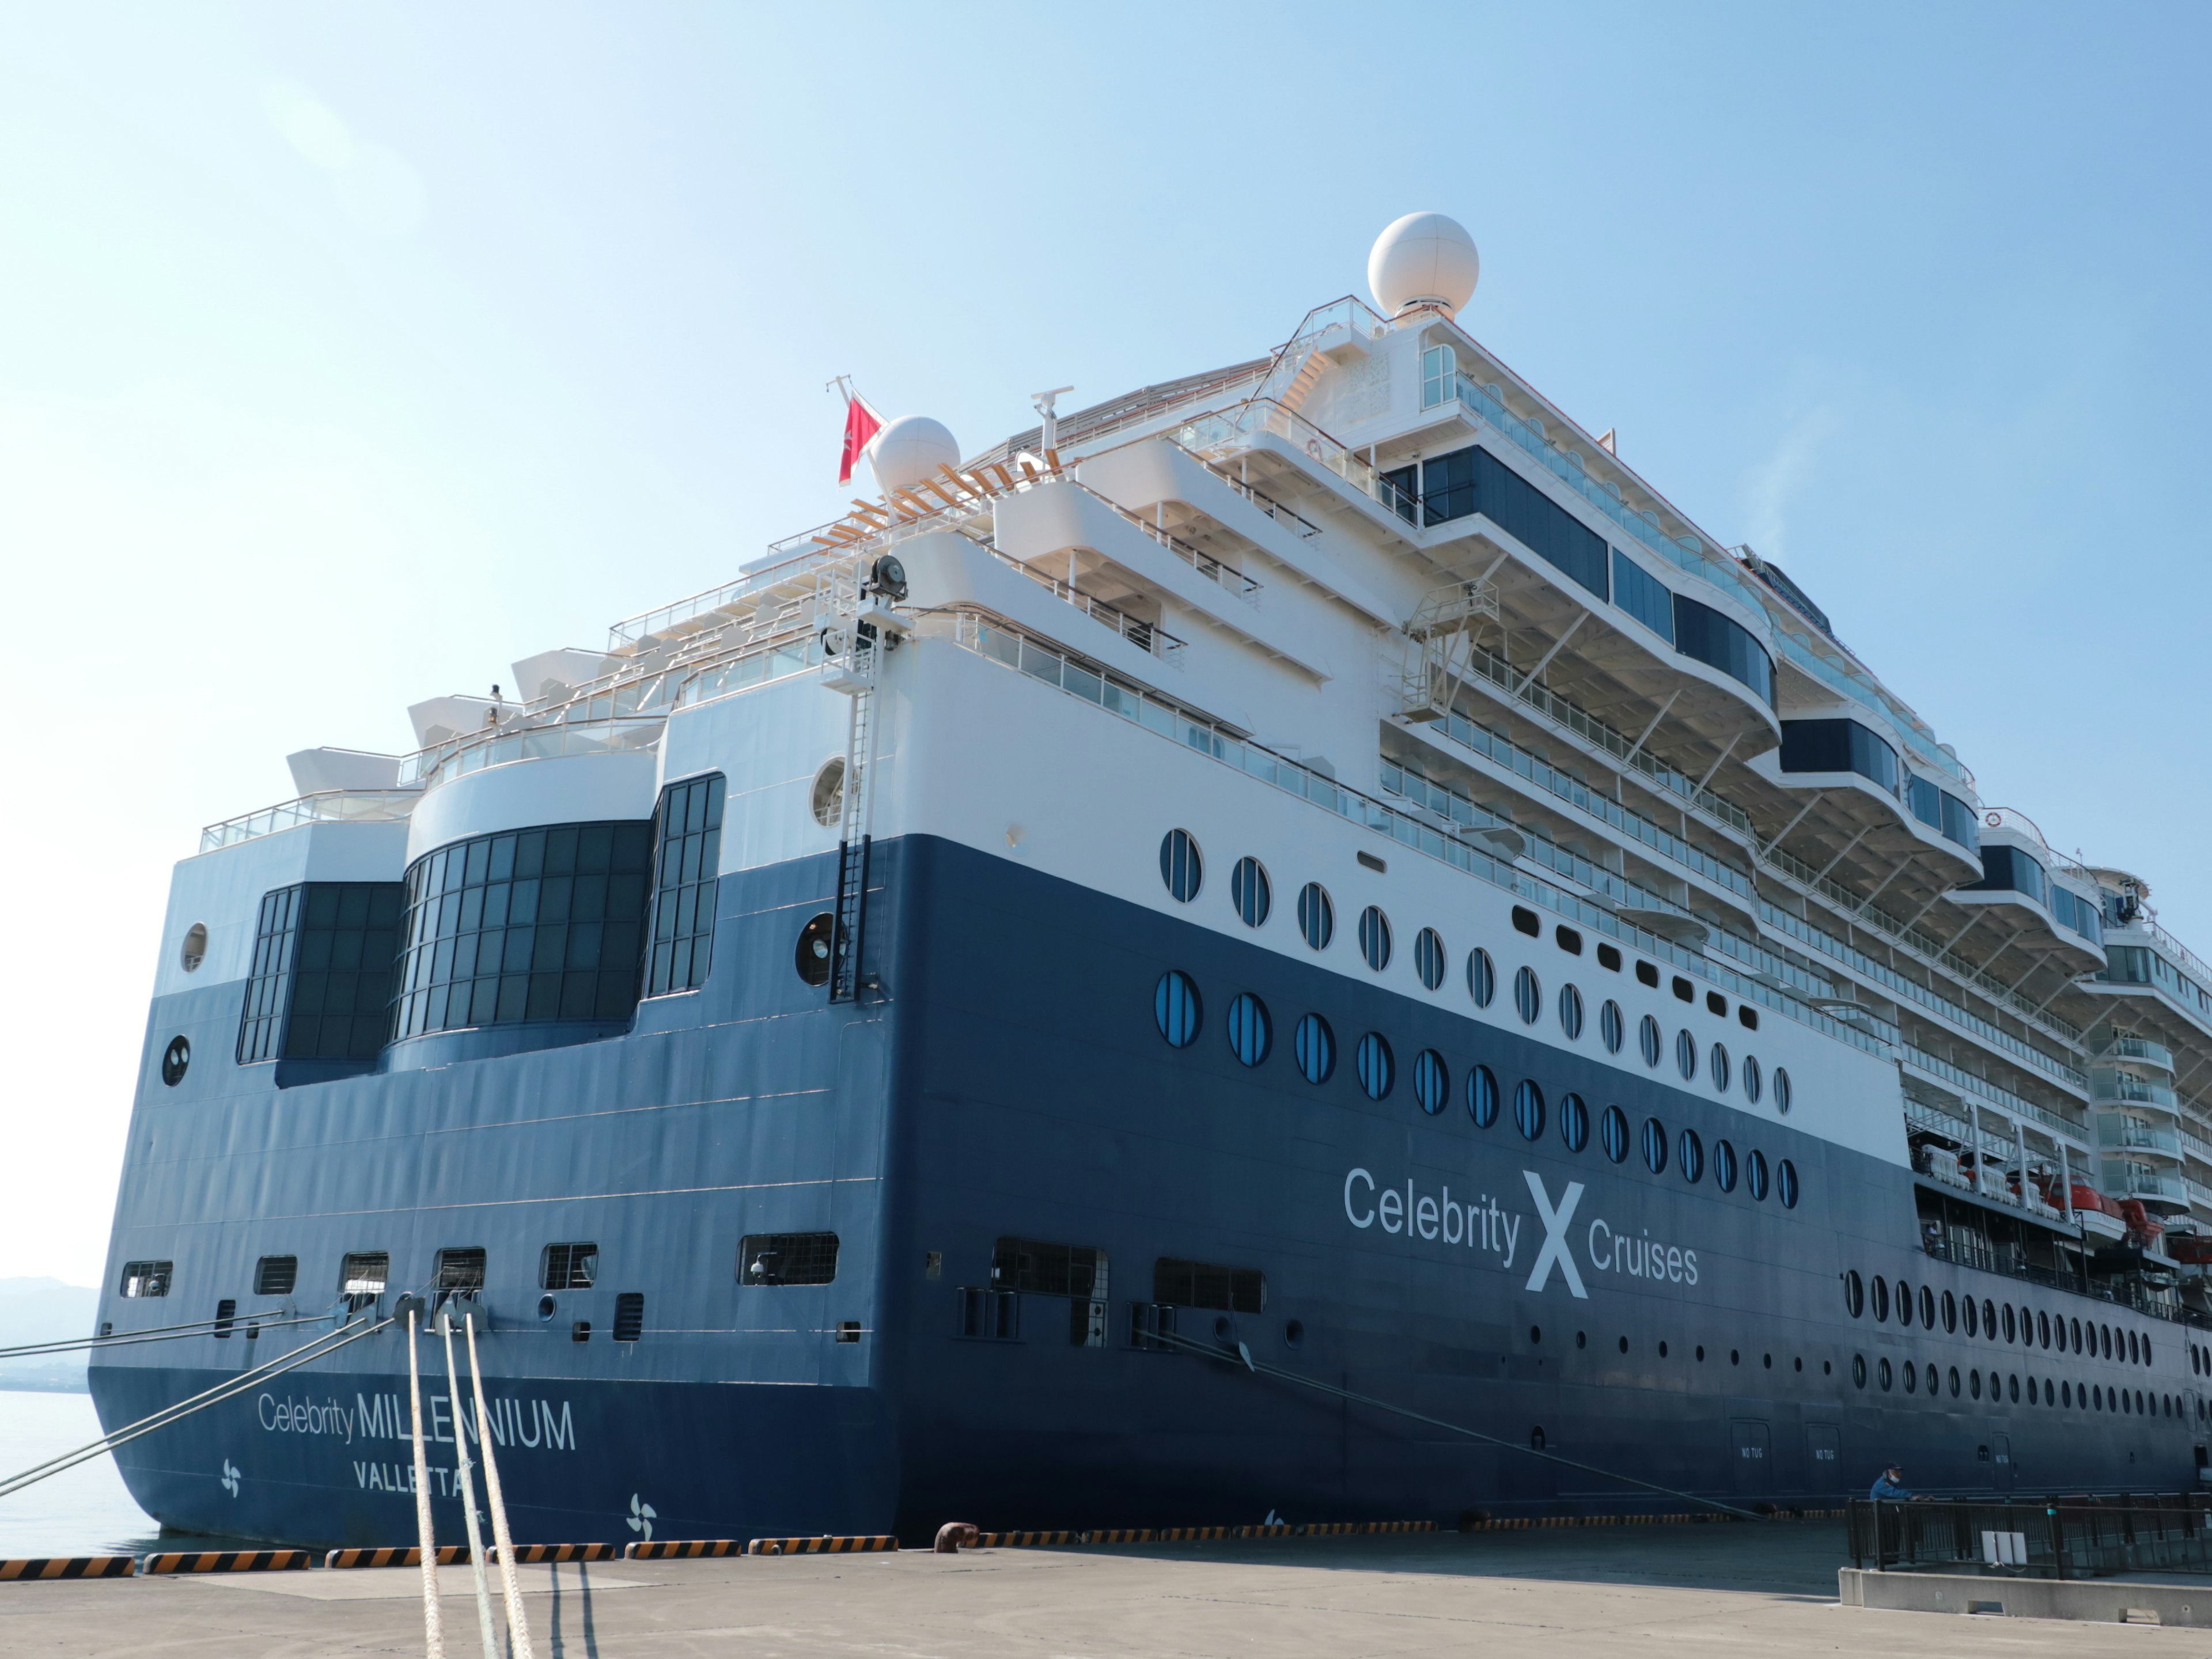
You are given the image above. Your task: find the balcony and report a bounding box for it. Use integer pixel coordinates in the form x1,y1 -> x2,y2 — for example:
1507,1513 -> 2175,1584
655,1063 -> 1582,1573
2097,1118 -> 2184,1161
2102,1162 -> 2190,1205
2093,1036 -> 2176,1072
200,789 -> 418,854
2092,1074 -> 2180,1111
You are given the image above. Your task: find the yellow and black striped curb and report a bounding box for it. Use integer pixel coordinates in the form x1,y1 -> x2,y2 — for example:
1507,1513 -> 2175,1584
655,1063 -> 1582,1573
978,1520 -> 1437,1548
1463,1508 -> 1848,1530
142,1550 -> 311,1574
324,1545 -> 470,1569
749,1535 -> 899,1555
0,1556 -> 135,1581
626,1539 -> 746,1559
492,1543 -> 619,1563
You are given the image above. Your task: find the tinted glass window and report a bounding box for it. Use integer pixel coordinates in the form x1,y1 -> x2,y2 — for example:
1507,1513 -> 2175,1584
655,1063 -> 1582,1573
1747,1149 -> 1770,1200
1642,1116 -> 1668,1174
1294,1013 -> 1335,1084
1558,983 -> 1584,1039
1467,948 -> 1495,1007
648,776 -> 725,997
1467,1063 -> 1499,1127
238,882 -> 405,1065
1559,1092 -> 1588,1152
1672,595 -> 1775,707
1778,718 -> 1899,793
739,1232 -> 839,1286
434,1248 -> 486,1290
1611,550 -> 1675,641
993,1238 -> 1106,1299
1159,830 -> 1202,901
1356,1033 -> 1394,1100
1600,1104 -> 1628,1163
1225,993 -> 1271,1066
1600,999 -> 1623,1053
254,1256 -> 297,1297
1412,1050 -> 1448,1115
1154,971 -> 1201,1047
1678,1128 -> 1703,1183
1421,444 -> 1609,601
1514,965 -> 1541,1024
119,1260 -> 172,1298
1714,1139 -> 1738,1191
1297,883 -> 1334,950
1153,1257 -> 1264,1313
1513,1079 -> 1545,1141
1414,927 -> 1446,990
1639,1014 -> 1661,1067
1969,844 -> 2049,908
1358,906 -> 1392,971
1230,857 -> 1271,927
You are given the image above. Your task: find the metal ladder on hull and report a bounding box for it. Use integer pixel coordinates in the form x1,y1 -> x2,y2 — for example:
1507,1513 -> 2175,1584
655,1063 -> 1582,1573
828,638 -> 876,1003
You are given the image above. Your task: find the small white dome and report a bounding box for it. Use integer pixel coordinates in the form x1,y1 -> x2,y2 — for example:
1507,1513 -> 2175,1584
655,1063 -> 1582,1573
868,415 -> 960,494
1368,212 -> 1480,318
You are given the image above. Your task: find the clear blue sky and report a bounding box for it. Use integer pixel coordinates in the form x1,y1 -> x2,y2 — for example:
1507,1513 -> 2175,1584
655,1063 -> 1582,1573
3,5 -> 2205,1282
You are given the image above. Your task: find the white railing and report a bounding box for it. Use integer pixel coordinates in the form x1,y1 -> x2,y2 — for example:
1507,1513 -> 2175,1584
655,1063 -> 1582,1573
200,790 -> 419,853
2095,1036 -> 2176,1070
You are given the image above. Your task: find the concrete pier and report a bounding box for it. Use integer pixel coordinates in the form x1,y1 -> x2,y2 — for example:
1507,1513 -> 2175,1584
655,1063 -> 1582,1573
5,1522 -> 2209,1656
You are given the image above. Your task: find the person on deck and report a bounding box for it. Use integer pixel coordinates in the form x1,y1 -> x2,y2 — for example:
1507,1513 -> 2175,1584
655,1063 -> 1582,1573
1868,1463 -> 1914,1500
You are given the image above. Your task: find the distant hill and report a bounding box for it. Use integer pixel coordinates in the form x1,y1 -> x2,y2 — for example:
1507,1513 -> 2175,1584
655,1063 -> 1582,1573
0,1277 -> 97,1393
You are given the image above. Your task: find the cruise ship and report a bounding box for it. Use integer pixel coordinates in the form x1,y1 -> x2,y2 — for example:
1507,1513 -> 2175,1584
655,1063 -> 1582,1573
90,214 -> 2212,1546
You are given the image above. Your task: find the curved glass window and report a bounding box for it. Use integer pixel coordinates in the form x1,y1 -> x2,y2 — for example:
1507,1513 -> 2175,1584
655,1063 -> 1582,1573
1225,993 -> 1271,1066
1412,1049 -> 1448,1115
1154,971 -> 1201,1047
1355,1032 -> 1395,1100
2050,886 -> 2104,944
1467,1063 -> 1499,1128
1559,1092 -> 1588,1153
1419,444 -> 1607,598
1715,1139 -> 1738,1192
1293,1012 -> 1334,1083
1742,1055 -> 1763,1104
1414,927 -> 1446,990
1774,1067 -> 1793,1113
1673,594 -> 1775,708
1907,774 -> 1981,853
1297,882 -> 1334,950
1641,1116 -> 1668,1174
1779,718 -> 1899,794
1612,549 -> 1676,641
1679,1128 -> 1704,1184
1600,999 -> 1623,1054
1230,858 -> 1271,927
1513,1079 -> 1546,1142
393,820 -> 656,1042
1675,1028 -> 1698,1081
1160,830 -> 1202,902
1778,1157 -> 1799,1209
1639,1014 -> 1661,1068
1747,1149 -> 1770,1201
1558,983 -> 1584,1040
1467,947 -> 1495,1007
1710,1042 -> 1730,1093
1358,906 -> 1392,972
1600,1104 -> 1629,1163
1513,965 -> 1541,1025
1968,844 -> 2050,909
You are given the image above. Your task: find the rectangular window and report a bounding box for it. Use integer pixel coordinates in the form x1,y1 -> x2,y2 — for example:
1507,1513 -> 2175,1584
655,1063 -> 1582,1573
612,1292 -> 645,1342
1152,1257 -> 1266,1313
647,775 -> 725,997
118,1260 -> 172,1298
237,887 -> 302,1064
434,1248 -> 486,1291
237,882 -> 406,1066
1968,845 -> 2048,908
340,1252 -> 389,1298
991,1238 -> 1109,1300
1421,344 -> 1456,410
1610,550 -> 1675,642
738,1232 -> 839,1286
540,1242 -> 599,1290
1779,718 -> 1899,794
214,1298 -> 236,1339
1421,445 -> 1609,601
253,1256 -> 297,1297
957,1287 -> 1021,1340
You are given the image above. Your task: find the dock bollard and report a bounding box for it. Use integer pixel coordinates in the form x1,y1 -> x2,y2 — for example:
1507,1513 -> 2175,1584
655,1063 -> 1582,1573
934,1522 -> 979,1554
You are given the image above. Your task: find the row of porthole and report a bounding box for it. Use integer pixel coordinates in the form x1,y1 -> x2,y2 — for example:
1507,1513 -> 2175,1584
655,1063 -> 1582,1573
1156,971 -> 1799,1206
1850,1353 -> 2190,1421
1162,832 -> 1792,1115
1844,1271 -> 2153,1366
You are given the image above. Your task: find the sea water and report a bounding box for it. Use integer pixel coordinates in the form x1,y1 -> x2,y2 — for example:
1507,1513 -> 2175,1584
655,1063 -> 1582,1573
0,1390 -> 158,1556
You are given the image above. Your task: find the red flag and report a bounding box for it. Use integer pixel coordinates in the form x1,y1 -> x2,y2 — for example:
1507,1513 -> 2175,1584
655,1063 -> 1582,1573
838,395 -> 885,485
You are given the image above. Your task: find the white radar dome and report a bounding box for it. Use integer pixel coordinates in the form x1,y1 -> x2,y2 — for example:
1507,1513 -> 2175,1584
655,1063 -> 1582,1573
1368,212 -> 1480,318
868,415 -> 960,494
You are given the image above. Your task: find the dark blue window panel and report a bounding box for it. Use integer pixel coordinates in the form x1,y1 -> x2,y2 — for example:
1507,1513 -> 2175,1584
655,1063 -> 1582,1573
1715,1139 -> 1739,1192
1639,1014 -> 1661,1067
1672,595 -> 1775,707
1226,993 -> 1271,1067
1710,1043 -> 1731,1093
1412,1050 -> 1448,1115
1358,906 -> 1392,972
1230,857 -> 1270,927
1355,1032 -> 1394,1101
1297,883 -> 1333,950
1599,998 -> 1623,1054
1467,1063 -> 1498,1127
1774,1068 -> 1793,1113
1513,1079 -> 1545,1142
1413,927 -> 1445,990
1967,844 -> 2049,908
1422,445 -> 1609,601
1675,1028 -> 1698,1081
2049,885 -> 2103,944
2099,945 -> 2153,986
1747,1149 -> 1771,1202
1743,1056 -> 1763,1104
1778,1157 -> 1799,1210
1293,1013 -> 1334,1084
1558,983 -> 1583,1040
238,881 -> 404,1065
1779,718 -> 1899,794
1679,1128 -> 1703,1184
1513,965 -> 1540,1025
1642,1116 -> 1669,1175
648,775 -> 725,997
1154,971 -> 1201,1048
1611,550 -> 1675,642
1159,829 -> 1202,902
1467,947 -> 1495,1007
1379,464 -> 1419,525
1601,1104 -> 1629,1164
1559,1092 -> 1588,1153
1941,793 -> 1980,852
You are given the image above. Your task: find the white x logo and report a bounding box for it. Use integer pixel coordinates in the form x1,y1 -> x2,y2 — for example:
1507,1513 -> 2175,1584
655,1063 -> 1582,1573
1522,1171 -> 1588,1298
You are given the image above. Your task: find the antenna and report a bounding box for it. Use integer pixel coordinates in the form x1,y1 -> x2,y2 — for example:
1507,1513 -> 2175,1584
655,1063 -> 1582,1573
1032,385 -> 1074,450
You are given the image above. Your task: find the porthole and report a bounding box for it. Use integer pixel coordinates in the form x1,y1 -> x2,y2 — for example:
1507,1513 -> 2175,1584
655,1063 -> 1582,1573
1154,971 -> 1201,1047
1964,1297 -> 1979,1336
1597,943 -> 1621,971
1897,1282 -> 1914,1328
1773,1067 -> 1792,1114
1747,1149 -> 1770,1202
160,1036 -> 191,1087
1844,1270 -> 1863,1318
1710,1042 -> 1730,1093
1226,993 -> 1271,1066
1293,1013 -> 1334,1084
1926,1362 -> 1938,1395
1467,1064 -> 1499,1128
1554,925 -> 1582,955
1942,1290 -> 1957,1333
2002,1304 -> 2016,1344
1358,906 -> 1392,972
1986,1300 -> 1999,1341
1635,960 -> 1659,988
810,757 -> 846,827
1949,1366 -> 1961,1397
1641,1116 -> 1668,1175
1904,1360 -> 1918,1393
1559,1092 -> 1589,1153
1705,991 -> 1726,1017
1284,1319 -> 1305,1348
1512,906 -> 1540,938
2037,1310 -> 2050,1349
1778,1158 -> 1798,1209
1678,1128 -> 1703,1184
1297,882 -> 1334,950
1715,1139 -> 1738,1192
1414,927 -> 1446,990
2009,1374 -> 2020,1404
1738,1005 -> 1759,1031
1971,1371 -> 1983,1400
1160,830 -> 1203,902
1355,1032 -> 1394,1100
1513,1079 -> 1546,1142
180,923 -> 208,973
1558,983 -> 1584,1040
1513,965 -> 1541,1025
1600,1103 -> 1628,1163
1878,1358 -> 1893,1392
1230,857 -> 1272,927
1671,976 -> 1693,1003
1742,1055 -> 1763,1104
1638,1013 -> 1661,1068
795,912 -> 839,986
1853,1353 -> 1867,1388
1600,999 -> 1623,1054
1412,1049 -> 1448,1115
1467,947 -> 1495,1007
1674,1029 -> 1697,1081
